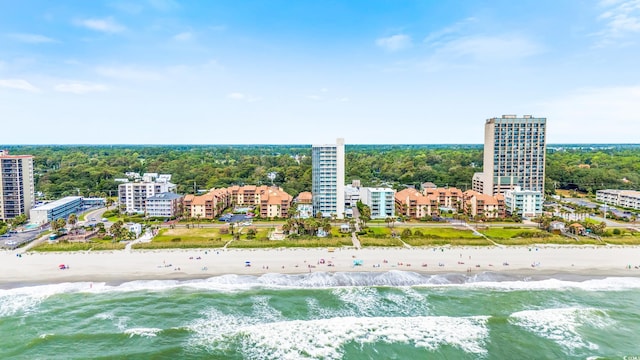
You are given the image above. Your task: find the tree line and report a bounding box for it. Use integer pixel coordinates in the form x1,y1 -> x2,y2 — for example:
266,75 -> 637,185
4,144 -> 640,200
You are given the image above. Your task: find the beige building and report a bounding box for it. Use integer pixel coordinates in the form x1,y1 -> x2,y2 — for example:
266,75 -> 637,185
473,115 -> 547,195
463,190 -> 505,219
183,188 -> 230,220
395,188 -> 439,219
259,187 -> 293,218
0,150 -> 35,221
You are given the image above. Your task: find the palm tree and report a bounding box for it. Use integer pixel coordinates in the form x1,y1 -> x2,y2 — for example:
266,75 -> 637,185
68,214 -> 77,234
56,218 -> 67,233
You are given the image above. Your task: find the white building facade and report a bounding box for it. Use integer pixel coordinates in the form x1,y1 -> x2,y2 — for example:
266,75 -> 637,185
359,187 -> 395,219
473,115 -> 547,195
118,174 -> 176,214
312,138 -> 345,219
504,186 -> 543,218
145,192 -> 183,218
596,189 -> 640,210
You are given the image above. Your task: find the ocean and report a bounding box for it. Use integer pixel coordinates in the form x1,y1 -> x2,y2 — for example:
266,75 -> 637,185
1,271 -> 639,359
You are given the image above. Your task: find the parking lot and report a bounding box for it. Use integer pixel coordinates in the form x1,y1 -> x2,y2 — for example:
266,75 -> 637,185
0,229 -> 46,250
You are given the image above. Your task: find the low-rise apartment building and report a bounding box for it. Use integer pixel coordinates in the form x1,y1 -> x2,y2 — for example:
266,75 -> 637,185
183,188 -> 230,220
29,196 -> 83,225
259,187 -> 293,218
463,190 -> 505,219
503,186 -> 542,218
395,188 -> 438,219
423,187 -> 463,210
145,192 -> 184,218
596,189 -> 640,210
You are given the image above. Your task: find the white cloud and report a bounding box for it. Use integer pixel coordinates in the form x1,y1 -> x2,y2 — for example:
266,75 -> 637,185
437,35 -> 542,61
54,82 -> 108,94
596,0 -> 640,45
75,17 -> 126,33
338,97 -> 349,102
0,79 -> 40,92
375,34 -> 412,52
96,66 -> 161,80
419,34 -> 542,71
172,31 -> 192,41
423,17 -> 477,46
7,33 -> 57,44
538,85 -> 640,141
228,92 -> 245,100
320,88 -> 328,93
306,95 -> 322,101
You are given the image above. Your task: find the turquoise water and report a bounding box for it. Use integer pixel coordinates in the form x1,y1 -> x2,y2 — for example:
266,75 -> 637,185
1,271 -> 639,359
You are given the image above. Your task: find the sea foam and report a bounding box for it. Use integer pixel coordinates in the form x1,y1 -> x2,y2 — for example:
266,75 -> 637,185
2,272 -> 640,317
188,309 -> 489,359
509,307 -> 611,352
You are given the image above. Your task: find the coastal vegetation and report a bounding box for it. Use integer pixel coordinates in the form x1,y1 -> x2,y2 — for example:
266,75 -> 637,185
4,144 -> 640,200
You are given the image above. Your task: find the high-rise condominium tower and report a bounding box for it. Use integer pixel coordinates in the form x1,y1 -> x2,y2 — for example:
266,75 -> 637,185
0,150 -> 35,221
312,138 -> 345,219
472,115 -> 546,195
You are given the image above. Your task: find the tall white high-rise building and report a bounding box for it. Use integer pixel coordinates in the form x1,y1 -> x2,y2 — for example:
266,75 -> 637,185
312,138 -> 345,219
0,150 -> 35,221
472,115 -> 546,195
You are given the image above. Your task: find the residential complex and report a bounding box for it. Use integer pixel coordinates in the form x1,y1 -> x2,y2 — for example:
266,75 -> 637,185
463,190 -> 505,219
184,185 -> 293,219
395,188 -> 438,219
359,187 -> 395,219
118,174 -> 176,214
29,196 -> 83,225
183,188 -> 231,220
473,115 -> 547,195
145,192 -> 184,218
596,189 -> 640,210
395,187 -> 463,219
312,138 -> 345,218
259,187 -> 293,218
503,186 -> 543,218
0,150 -> 35,221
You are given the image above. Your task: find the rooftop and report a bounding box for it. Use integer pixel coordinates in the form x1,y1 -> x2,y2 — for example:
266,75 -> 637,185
32,196 -> 82,211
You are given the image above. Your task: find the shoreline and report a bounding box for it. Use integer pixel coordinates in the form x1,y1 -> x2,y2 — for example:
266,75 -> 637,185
2,245 -> 640,288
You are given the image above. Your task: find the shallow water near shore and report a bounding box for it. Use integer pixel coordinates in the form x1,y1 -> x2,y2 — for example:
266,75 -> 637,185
1,271 -> 639,359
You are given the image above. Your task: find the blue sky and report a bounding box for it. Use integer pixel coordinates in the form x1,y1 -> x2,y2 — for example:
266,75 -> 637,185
1,0 -> 639,144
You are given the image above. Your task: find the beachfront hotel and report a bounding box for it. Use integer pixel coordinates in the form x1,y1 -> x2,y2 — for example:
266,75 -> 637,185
0,150 -> 35,221
472,115 -> 547,195
312,138 -> 345,219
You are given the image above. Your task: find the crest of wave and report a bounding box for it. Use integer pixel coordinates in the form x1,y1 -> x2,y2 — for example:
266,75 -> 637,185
509,307 -> 612,352
187,308 -> 489,359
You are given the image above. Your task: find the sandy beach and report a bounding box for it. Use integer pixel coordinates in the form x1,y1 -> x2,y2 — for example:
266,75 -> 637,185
2,245 -> 640,286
